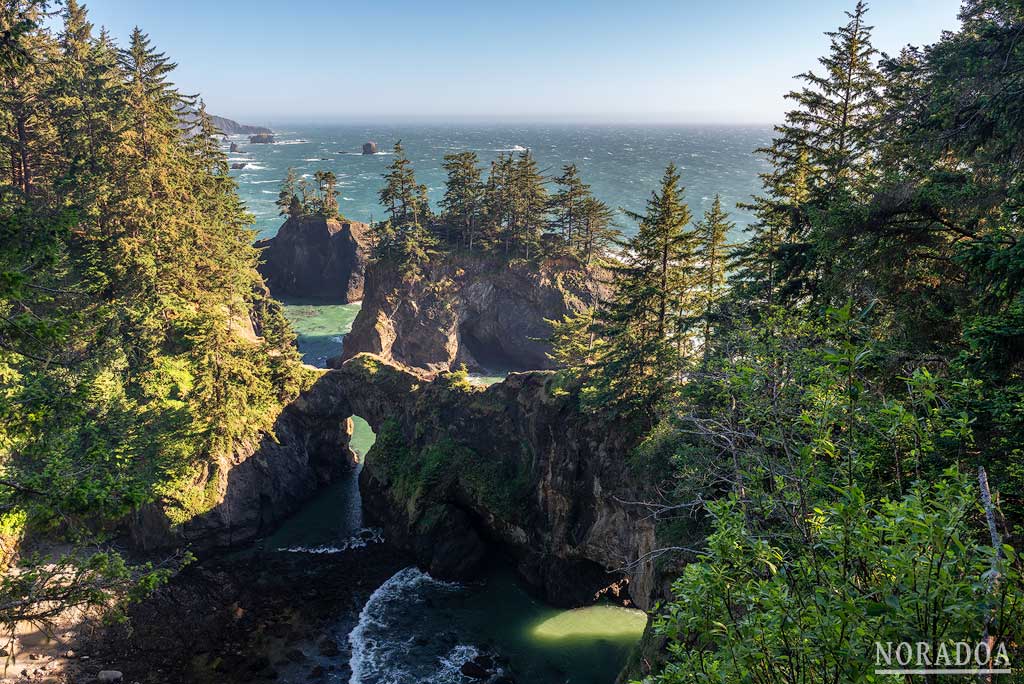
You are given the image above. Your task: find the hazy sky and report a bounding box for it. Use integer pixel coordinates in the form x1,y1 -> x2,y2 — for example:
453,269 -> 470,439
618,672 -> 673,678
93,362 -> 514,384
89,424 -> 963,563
77,0 -> 963,125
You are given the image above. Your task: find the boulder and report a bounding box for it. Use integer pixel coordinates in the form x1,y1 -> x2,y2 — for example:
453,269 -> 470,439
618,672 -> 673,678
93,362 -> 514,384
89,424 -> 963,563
255,215 -> 372,303
362,141 -> 377,155
230,162 -> 247,170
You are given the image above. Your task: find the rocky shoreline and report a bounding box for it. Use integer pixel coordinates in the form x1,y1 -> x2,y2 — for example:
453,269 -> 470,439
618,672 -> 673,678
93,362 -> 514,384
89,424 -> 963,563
84,543 -> 410,684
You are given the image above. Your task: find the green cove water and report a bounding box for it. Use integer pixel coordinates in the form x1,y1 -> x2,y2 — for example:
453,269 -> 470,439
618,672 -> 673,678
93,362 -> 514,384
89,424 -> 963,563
244,124 -> 771,683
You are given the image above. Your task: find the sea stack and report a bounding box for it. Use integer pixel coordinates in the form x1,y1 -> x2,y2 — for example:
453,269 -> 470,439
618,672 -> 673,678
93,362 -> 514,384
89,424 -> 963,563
362,141 -> 378,155
229,142 -> 240,153
255,215 -> 372,302
249,133 -> 275,144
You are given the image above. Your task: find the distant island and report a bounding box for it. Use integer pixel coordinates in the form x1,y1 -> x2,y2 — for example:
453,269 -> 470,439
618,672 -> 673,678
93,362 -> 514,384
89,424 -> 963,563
210,114 -> 273,136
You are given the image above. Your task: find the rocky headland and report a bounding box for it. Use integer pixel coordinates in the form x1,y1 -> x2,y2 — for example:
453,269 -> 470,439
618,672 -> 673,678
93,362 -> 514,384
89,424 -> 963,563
210,114 -> 272,136
255,215 -> 372,303
339,253 -> 610,375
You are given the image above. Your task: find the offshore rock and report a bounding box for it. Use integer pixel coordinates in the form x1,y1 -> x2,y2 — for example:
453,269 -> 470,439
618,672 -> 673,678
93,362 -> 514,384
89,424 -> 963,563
362,141 -> 378,155
249,133 -> 275,144
255,215 -> 372,302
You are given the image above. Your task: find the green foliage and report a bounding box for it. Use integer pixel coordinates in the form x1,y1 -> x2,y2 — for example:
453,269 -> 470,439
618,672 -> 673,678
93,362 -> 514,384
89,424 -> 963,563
0,1 -> 304,635
645,475 -> 1020,684
580,163 -> 696,413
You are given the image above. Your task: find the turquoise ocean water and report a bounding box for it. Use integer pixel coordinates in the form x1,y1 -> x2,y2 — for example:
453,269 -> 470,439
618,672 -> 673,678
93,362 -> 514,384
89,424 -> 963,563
227,123 -> 771,241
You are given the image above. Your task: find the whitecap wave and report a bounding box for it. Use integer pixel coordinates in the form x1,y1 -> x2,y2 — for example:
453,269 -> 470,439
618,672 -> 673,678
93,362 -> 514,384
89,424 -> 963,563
238,162 -> 267,171
348,567 -> 463,684
435,645 -> 481,684
277,528 -> 382,554
249,179 -> 278,184
272,139 -> 310,145
492,145 -> 527,153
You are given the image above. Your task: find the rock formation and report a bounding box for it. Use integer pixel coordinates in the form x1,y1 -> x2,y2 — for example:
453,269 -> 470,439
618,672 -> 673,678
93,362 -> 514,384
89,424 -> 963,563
210,115 -> 272,136
129,385 -> 358,551
362,141 -> 378,155
229,142 -> 240,153
255,215 -> 372,302
230,162 -> 247,170
302,355 -> 667,610
339,254 -> 610,374
249,133 -> 275,144
131,353 -> 671,610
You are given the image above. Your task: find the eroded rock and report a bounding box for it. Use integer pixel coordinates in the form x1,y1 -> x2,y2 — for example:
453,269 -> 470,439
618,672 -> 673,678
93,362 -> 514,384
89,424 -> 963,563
256,216 -> 372,302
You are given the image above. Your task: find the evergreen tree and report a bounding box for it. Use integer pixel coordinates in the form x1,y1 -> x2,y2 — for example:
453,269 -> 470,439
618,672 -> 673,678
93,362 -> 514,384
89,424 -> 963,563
440,151 -> 483,249
509,149 -> 547,259
314,169 -> 339,216
376,141 -> 435,270
482,153 -> 515,253
586,163 -> 694,410
277,167 -> 297,216
378,140 -> 422,228
548,164 -> 588,252
693,195 -> 733,353
740,1 -> 882,304
579,196 -> 618,265
0,9 -> 305,632
119,27 -> 189,161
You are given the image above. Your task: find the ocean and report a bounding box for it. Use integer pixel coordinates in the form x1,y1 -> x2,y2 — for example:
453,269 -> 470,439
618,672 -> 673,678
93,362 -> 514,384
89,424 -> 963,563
226,123 -> 773,242
228,123 -> 773,683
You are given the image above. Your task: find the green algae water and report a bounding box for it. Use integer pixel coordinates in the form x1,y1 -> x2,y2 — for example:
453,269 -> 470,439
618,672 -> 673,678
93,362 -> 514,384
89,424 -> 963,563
347,563 -> 647,684
281,299 -> 362,367
271,301 -> 647,683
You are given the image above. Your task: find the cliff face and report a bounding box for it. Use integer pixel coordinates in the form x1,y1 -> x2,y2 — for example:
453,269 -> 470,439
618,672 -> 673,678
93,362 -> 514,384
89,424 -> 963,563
131,352 -> 672,612
129,397 -> 358,552
340,254 -> 610,374
256,216 -> 372,303
303,355 -> 665,611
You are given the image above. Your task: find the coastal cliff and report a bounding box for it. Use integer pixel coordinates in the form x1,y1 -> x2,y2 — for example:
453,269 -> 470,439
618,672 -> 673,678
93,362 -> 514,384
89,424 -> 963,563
340,253 -> 610,374
132,352 -> 673,610
129,391 -> 358,552
209,114 -> 272,136
256,215 -> 372,302
307,355 -> 668,611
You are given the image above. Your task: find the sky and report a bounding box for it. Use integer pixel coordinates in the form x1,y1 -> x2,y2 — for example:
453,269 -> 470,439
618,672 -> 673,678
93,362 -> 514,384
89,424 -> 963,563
75,0 -> 964,126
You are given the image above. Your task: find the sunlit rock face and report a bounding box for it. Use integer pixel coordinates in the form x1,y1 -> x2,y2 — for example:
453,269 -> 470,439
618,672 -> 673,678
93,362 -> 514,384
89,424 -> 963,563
339,253 -> 610,375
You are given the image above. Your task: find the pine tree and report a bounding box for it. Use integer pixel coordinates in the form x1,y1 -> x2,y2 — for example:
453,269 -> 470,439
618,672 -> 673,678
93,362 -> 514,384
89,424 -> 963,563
579,196 -> 617,265
739,1 -> 882,303
0,0 -> 54,199
314,170 -> 339,217
378,140 -> 422,228
277,167 -> 297,216
119,27 -> 189,161
587,164 -> 694,411
483,153 -> 515,253
440,151 -> 483,249
693,195 -> 733,353
549,164 -> 589,253
509,150 -> 547,259
376,141 -> 435,269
